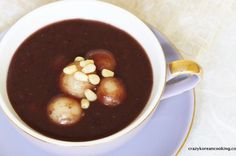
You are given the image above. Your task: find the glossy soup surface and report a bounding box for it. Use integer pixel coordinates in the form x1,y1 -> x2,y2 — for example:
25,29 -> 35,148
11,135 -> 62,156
7,20 -> 153,141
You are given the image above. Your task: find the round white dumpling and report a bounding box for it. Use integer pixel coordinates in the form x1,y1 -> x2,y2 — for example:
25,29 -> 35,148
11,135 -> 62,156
60,72 -> 94,98
86,49 -> 116,71
97,78 -> 127,107
47,96 -> 83,125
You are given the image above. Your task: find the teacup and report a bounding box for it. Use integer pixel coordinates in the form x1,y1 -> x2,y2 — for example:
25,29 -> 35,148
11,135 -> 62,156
0,1 -> 201,155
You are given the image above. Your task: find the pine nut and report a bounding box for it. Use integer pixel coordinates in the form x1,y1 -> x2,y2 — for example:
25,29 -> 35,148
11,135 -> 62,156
63,65 -> 77,75
82,64 -> 96,74
80,60 -> 94,67
101,69 -> 114,77
81,99 -> 90,109
84,89 -> 97,101
74,56 -> 84,62
88,74 -> 100,85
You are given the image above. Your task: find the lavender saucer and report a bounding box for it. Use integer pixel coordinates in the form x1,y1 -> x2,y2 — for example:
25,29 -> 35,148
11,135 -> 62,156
0,26 -> 194,156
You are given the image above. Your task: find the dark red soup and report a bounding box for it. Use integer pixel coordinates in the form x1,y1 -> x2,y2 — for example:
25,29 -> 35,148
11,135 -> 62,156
7,20 -> 153,141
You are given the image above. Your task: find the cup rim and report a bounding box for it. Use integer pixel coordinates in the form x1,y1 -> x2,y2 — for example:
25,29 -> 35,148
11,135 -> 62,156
0,0 -> 167,147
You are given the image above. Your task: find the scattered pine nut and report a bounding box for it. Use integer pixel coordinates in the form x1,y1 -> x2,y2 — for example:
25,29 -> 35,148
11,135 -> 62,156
88,74 -> 100,85
80,60 -> 94,67
63,65 -> 77,75
84,89 -> 97,102
81,99 -> 90,109
82,64 -> 96,74
101,69 -> 114,77
74,56 -> 84,62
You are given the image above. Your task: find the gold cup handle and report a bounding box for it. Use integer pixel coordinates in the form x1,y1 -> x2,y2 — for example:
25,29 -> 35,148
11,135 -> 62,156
161,60 -> 201,100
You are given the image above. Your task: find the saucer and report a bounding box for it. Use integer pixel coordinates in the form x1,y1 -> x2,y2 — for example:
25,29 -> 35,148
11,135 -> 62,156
0,26 -> 194,156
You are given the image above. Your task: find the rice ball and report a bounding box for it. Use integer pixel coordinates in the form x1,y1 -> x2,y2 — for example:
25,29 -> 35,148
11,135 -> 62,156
97,78 -> 127,107
47,96 -> 83,125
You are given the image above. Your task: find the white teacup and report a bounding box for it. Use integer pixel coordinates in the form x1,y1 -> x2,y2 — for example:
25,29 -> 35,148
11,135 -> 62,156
0,1 -> 201,155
